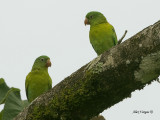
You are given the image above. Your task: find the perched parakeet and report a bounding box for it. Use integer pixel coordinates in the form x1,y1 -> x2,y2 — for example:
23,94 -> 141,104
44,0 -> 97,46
25,55 -> 52,103
85,11 -> 118,55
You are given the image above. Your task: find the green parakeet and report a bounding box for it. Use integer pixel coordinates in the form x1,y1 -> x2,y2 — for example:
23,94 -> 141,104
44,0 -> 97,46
85,11 -> 118,55
25,55 -> 52,103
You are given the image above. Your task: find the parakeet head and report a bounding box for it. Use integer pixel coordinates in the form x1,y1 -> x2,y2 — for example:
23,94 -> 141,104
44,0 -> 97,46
32,55 -> 51,71
84,11 -> 107,26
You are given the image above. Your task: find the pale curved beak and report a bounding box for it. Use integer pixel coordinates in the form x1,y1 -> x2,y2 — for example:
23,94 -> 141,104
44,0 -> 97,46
46,59 -> 51,67
84,18 -> 89,26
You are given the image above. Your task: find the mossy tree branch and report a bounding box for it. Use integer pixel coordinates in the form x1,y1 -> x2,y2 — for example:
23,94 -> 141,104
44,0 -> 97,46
15,20 -> 160,120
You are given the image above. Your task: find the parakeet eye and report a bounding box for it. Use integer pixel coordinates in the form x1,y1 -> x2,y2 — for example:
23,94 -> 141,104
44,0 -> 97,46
90,15 -> 93,19
40,58 -> 44,61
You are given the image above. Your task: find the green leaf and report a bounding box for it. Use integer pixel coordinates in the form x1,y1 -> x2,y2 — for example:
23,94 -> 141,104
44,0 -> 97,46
0,78 -> 10,104
0,79 -> 29,120
0,110 -> 3,120
2,88 -> 29,120
22,100 -> 29,108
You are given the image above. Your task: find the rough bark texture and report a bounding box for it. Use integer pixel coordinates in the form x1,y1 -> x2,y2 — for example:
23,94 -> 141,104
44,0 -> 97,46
15,20 -> 160,120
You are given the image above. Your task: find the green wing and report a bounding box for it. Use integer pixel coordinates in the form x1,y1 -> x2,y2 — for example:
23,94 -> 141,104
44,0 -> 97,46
90,23 -> 118,55
111,27 -> 118,45
48,76 -> 52,89
25,72 -> 31,100
25,71 -> 52,102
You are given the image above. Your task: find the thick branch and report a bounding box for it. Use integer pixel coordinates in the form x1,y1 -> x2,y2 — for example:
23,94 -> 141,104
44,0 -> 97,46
15,20 -> 160,120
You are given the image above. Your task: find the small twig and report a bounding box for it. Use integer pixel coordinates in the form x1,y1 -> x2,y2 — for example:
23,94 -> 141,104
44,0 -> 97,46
118,30 -> 128,44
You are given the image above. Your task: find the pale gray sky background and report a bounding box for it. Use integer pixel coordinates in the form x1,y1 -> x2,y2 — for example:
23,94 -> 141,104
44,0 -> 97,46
0,0 -> 160,120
